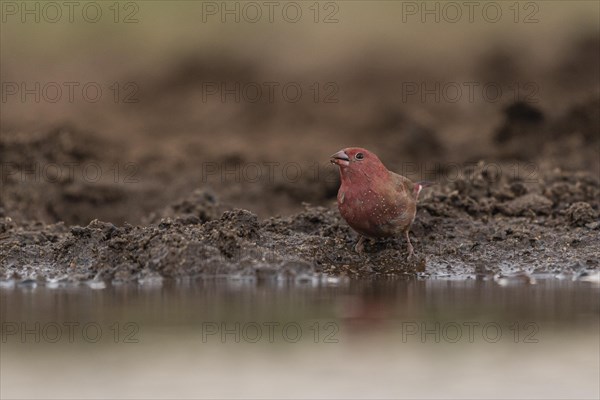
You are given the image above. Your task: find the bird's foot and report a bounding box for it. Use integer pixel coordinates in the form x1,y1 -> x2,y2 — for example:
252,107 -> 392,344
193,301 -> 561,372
406,244 -> 415,261
354,236 -> 366,255
403,231 -> 415,261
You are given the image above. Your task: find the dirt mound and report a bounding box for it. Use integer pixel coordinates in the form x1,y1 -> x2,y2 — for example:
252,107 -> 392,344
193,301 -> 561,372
1,42 -> 599,283
0,126 -> 172,226
553,97 -> 600,143
2,160 -> 598,283
493,96 -> 600,171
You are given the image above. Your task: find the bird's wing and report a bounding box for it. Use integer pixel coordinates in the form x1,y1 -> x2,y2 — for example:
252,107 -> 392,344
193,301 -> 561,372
389,171 -> 418,200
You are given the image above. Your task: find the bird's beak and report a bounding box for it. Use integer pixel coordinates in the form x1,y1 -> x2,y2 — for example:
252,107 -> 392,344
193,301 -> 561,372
330,150 -> 350,167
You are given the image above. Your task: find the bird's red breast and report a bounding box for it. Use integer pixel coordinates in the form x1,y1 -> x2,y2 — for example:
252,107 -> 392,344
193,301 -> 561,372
331,147 -> 418,238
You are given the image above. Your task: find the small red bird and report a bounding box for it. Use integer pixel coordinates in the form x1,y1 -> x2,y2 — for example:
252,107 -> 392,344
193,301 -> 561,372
330,147 -> 428,259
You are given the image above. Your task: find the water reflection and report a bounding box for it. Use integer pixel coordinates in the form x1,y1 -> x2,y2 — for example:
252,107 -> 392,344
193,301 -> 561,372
1,278 -> 598,328
1,278 -> 598,399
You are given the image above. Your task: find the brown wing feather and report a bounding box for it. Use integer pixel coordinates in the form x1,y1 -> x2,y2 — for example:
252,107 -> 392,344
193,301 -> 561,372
389,172 -> 417,200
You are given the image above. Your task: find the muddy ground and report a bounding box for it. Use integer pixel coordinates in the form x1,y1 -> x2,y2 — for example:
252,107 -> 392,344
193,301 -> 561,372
1,36 -> 599,284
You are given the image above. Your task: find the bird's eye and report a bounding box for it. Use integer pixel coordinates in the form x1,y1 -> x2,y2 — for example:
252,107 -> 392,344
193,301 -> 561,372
355,153 -> 364,160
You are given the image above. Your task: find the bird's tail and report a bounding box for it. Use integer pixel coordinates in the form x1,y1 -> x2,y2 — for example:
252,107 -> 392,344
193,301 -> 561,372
414,181 -> 436,198
417,181 -> 436,188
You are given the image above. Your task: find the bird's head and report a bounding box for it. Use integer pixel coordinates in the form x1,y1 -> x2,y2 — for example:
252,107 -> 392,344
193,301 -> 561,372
330,147 -> 388,181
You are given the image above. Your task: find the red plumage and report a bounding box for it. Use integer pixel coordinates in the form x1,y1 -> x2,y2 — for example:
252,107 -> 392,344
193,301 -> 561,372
330,147 -> 424,259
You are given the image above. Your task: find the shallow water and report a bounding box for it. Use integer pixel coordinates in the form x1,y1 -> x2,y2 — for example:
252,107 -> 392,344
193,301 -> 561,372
1,278 -> 599,399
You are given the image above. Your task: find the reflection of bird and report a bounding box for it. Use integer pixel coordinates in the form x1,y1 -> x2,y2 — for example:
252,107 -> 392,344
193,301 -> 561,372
330,147 -> 430,259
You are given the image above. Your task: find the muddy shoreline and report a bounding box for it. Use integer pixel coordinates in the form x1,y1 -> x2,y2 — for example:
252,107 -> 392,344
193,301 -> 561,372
2,161 -> 598,283
2,46 -> 599,283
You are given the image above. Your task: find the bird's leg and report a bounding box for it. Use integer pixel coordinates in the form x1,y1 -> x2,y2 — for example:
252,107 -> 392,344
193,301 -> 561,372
354,235 -> 366,254
404,230 -> 415,260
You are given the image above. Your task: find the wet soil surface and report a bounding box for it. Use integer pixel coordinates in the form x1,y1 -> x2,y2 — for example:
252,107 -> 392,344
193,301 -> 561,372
1,50 -> 599,284
1,156 -> 598,284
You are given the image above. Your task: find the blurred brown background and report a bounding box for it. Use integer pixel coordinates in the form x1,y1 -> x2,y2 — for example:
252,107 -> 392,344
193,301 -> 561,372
1,1 -> 599,225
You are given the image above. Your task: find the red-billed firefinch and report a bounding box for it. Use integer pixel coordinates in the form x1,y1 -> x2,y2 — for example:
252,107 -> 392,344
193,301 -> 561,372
330,147 -> 429,259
